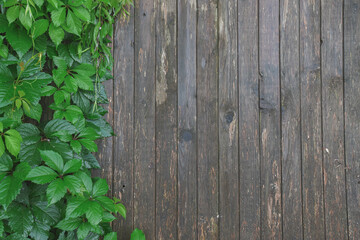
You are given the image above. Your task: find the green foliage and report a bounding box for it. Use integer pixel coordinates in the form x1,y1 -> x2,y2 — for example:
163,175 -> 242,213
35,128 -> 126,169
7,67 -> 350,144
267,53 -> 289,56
0,0 -> 144,239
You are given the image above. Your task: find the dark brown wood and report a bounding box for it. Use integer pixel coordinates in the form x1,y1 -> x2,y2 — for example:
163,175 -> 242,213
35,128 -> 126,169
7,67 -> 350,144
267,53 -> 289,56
155,0 -> 178,239
177,0 -> 197,239
344,0 -> 360,239
259,0 -> 282,239
238,0 -> 261,239
321,0 -> 348,239
133,0 -> 156,238
112,8 -> 135,240
197,0 -> 219,239
218,0 -> 239,239
280,0 -> 303,239
300,0 -> 325,239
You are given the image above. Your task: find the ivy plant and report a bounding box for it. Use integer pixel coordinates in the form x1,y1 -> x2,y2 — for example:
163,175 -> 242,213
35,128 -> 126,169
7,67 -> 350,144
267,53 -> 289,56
0,0 -> 144,239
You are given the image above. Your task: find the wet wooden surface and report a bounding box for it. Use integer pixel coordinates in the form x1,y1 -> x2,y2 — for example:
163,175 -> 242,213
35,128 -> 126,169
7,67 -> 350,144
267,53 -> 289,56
96,0 -> 360,238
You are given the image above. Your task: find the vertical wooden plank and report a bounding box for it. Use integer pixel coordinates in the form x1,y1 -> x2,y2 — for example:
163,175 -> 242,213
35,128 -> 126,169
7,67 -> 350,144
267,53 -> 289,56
177,0 -> 197,239
197,0 -> 218,239
238,0 -> 260,239
259,0 -> 282,239
112,7 -> 135,239
344,0 -> 360,239
300,0 -> 325,239
321,0 -> 348,239
218,0 -> 239,239
280,0 -> 303,239
133,0 -> 156,238
155,0 -> 178,239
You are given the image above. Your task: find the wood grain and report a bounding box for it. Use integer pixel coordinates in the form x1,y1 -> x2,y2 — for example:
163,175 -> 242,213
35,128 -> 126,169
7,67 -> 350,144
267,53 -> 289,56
112,7 -> 135,239
259,0 -> 282,238
344,0 -> 360,239
280,0 -> 303,239
238,0 -> 261,239
300,0 -> 325,239
321,0 -> 348,239
177,0 -> 197,239
155,0 -> 178,239
218,0 -> 239,239
133,0 -> 156,238
197,0 -> 219,239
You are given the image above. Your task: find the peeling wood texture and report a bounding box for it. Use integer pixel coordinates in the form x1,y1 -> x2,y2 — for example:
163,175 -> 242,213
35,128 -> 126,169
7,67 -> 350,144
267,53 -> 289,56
97,0 -> 360,238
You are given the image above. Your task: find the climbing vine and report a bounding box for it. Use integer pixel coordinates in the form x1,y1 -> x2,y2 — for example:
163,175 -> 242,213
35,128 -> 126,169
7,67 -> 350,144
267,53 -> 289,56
0,0 -> 144,239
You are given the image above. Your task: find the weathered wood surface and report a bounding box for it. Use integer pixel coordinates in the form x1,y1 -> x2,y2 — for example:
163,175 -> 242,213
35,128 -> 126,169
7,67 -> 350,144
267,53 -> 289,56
101,0 -> 360,238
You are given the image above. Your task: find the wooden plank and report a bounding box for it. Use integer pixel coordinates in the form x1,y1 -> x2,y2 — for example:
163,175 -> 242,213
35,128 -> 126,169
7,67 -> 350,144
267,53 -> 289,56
155,0 -> 178,239
238,0 -> 260,239
197,0 -> 219,239
321,0 -> 348,239
280,0 -> 303,239
112,7 -> 135,240
218,0 -> 239,239
300,0 -> 325,239
259,0 -> 282,239
344,0 -> 360,239
177,0 -> 197,239
133,0 -> 156,238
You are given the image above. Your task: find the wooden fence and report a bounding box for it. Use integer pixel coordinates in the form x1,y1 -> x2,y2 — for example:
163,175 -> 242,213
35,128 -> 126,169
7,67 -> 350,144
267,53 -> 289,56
96,0 -> 360,239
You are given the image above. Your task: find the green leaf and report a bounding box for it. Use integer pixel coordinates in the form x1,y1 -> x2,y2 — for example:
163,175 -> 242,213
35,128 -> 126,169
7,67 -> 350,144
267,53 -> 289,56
79,138 -> 97,152
27,166 -> 58,184
131,229 -> 145,240
72,64 -> 95,76
66,196 -> 87,218
63,159 -> 82,174
77,222 -> 91,240
0,176 -> 22,207
19,7 -> 32,31
73,74 -> 94,91
63,175 -> 81,193
65,10 -> 82,36
0,153 -> 12,172
6,202 -> 34,235
85,201 -> 103,225
32,19 -> 49,39
32,201 -> 61,225
29,220 -> 50,240
0,44 -> 9,58
71,6 -> 90,22
0,137 -> 5,157
6,5 -> 20,24
46,178 -> 67,204
6,25 -> 32,58
4,129 -> 23,156
56,218 -> 82,231
92,178 -> 108,197
95,196 -> 115,212
13,162 -> 31,180
115,203 -> 126,219
17,123 -> 40,144
0,15 -> 9,33
24,103 -> 42,122
70,140 -> 82,153
75,171 -> 92,193
49,23 -> 64,47
40,150 -> 64,173
104,232 -> 117,240
102,212 -> 116,222
0,220 -> 3,237
44,119 -> 77,137
51,7 -> 66,26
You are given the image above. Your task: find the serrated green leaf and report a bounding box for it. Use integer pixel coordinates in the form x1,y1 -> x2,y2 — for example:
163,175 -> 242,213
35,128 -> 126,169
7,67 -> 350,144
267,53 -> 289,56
65,10 -> 81,36
73,74 -> 94,91
77,222 -> 91,240
19,7 -> 32,30
85,201 -> 103,225
0,153 -> 12,171
49,23 -> 64,47
92,178 -> 108,197
104,232 -> 117,240
32,201 -> 61,225
4,129 -> 22,156
0,137 -> 5,157
0,176 -> 22,207
102,212 -> 116,223
29,220 -> 50,240
6,5 -> 20,24
75,171 -> 92,193
40,150 -> 64,173
70,140 -> 82,154
6,202 -> 34,235
13,162 -> 31,180
27,166 -> 58,184
63,159 -> 82,174
63,175 -> 81,193
95,196 -> 115,212
46,178 -> 67,204
24,103 -> 42,122
79,138 -> 97,152
44,119 -> 77,137
115,203 -> 126,219
56,218 -> 82,231
130,229 -> 145,240
32,19 -> 49,39
17,123 -> 40,144
71,6 -> 90,22
51,7 -> 66,27
6,25 -> 32,58
66,196 -> 87,218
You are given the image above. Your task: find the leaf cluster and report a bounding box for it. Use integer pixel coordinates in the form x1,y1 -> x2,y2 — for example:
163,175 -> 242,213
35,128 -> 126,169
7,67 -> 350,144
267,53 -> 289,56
0,0 -> 143,239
